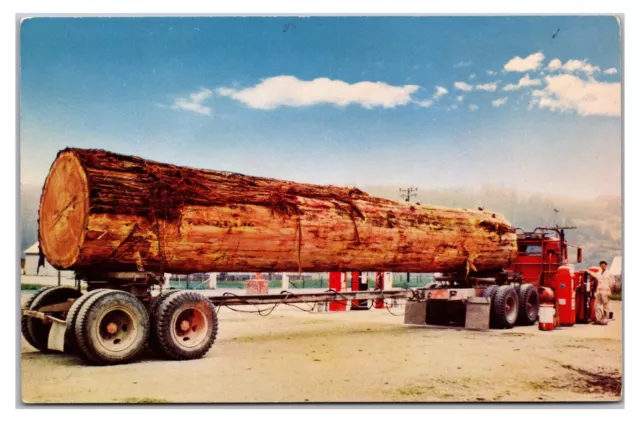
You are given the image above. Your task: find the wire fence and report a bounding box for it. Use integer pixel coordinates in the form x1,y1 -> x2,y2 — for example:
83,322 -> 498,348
167,273 -> 434,290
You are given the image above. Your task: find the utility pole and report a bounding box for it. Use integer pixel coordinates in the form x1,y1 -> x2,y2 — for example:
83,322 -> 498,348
399,187 -> 418,286
399,187 -> 418,203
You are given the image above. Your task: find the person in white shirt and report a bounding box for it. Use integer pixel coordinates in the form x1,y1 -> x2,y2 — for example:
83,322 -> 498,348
588,261 -> 614,325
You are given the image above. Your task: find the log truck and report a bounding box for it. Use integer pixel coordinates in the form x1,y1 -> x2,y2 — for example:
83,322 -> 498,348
20,148 -> 597,366
406,226 -> 589,329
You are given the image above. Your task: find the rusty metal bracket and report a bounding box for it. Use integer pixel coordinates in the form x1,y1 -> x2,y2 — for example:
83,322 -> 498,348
21,309 -> 66,324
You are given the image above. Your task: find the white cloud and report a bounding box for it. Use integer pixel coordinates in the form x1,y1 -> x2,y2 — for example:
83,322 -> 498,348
604,67 -> 618,75
492,97 -> 508,107
469,104 -> 479,112
561,59 -> 600,74
487,70 -> 497,76
454,81 -> 473,91
546,58 -> 601,74
216,87 -> 236,96
475,82 -> 498,92
414,99 -> 433,108
457,95 -> 465,102
546,58 -> 562,71
216,76 -> 421,110
504,51 -> 545,72
503,74 -> 542,91
170,88 -> 213,115
433,86 -> 448,99
469,73 -> 476,80
454,61 -> 472,68
528,74 -> 620,117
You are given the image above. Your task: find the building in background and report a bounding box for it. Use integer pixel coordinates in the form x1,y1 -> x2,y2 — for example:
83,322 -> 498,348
23,242 -> 74,277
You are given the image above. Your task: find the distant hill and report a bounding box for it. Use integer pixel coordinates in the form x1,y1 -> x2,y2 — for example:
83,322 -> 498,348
363,185 -> 622,270
20,182 -> 621,269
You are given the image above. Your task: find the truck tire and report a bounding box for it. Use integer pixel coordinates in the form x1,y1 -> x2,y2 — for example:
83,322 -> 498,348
153,291 -> 218,360
148,289 -> 183,353
482,285 -> 499,301
516,284 -> 539,326
64,289 -> 109,353
74,290 -> 150,365
21,286 -> 54,350
481,286 -> 499,327
491,285 -> 519,329
22,286 -> 82,351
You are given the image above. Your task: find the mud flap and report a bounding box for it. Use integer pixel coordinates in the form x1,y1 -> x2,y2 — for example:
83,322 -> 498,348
403,300 -> 427,325
47,319 -> 67,352
465,297 -> 491,330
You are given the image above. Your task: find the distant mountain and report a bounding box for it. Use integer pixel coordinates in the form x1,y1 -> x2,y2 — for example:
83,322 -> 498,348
19,182 -> 622,269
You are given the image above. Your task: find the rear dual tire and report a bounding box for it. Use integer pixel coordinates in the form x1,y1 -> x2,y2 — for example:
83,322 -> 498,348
483,285 -> 519,329
73,290 -> 150,365
516,284 -> 539,326
64,289 -> 109,353
151,291 -> 218,360
492,285 -> 520,329
24,287 -> 219,365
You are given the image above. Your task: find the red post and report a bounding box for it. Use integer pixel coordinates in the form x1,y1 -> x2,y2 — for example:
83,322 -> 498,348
374,272 -> 386,309
351,272 -> 369,310
328,271 -> 346,312
351,272 -> 360,309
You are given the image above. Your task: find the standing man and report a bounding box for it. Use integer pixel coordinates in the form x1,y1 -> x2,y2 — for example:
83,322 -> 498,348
589,261 -> 614,325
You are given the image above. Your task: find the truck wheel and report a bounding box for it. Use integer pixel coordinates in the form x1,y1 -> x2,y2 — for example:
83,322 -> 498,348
22,286 -> 82,351
153,291 -> 218,360
21,286 -> 53,349
482,285 -> 499,301
481,286 -> 499,328
74,290 -> 150,365
516,284 -> 539,326
64,289 -> 109,353
20,287 -> 51,349
492,285 -> 519,329
148,289 -> 182,353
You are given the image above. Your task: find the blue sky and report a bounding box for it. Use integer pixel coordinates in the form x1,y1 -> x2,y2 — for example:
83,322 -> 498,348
20,16 -> 622,199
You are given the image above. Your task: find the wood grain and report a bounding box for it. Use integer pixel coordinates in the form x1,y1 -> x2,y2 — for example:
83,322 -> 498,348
39,148 -> 517,274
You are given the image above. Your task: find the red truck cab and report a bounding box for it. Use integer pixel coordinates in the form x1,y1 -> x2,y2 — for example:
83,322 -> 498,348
507,227 -> 575,288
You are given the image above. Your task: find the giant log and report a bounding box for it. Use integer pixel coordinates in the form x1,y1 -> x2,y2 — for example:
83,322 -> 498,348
38,148 -> 517,274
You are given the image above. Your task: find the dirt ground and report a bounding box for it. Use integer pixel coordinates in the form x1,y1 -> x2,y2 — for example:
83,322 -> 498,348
20,293 -> 623,404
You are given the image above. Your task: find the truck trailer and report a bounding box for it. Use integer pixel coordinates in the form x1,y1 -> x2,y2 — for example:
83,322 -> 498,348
21,148 -> 600,366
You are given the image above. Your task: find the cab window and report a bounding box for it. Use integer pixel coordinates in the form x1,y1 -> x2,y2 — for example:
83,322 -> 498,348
518,244 -> 542,254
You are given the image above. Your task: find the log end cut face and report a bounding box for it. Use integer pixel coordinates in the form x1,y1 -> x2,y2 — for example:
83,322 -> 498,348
39,151 -> 89,269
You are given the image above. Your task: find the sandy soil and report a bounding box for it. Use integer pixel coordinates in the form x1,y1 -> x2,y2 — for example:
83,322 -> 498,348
20,294 -> 622,404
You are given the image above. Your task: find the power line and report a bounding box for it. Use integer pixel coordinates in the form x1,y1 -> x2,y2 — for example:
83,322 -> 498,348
399,187 -> 418,203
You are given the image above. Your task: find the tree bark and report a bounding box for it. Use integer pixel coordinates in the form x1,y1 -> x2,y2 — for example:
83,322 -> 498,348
39,148 -> 517,274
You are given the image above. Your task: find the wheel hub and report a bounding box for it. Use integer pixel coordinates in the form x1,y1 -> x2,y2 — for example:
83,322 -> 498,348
505,296 -> 517,321
172,307 -> 208,348
97,308 -> 136,352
